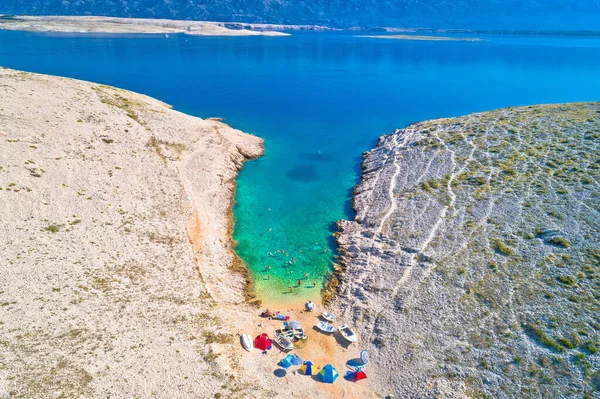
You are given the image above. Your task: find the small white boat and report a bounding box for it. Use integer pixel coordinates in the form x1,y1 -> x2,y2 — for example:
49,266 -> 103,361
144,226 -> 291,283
315,321 -> 336,333
321,311 -> 336,322
274,333 -> 295,351
241,334 -> 253,351
339,324 -> 357,343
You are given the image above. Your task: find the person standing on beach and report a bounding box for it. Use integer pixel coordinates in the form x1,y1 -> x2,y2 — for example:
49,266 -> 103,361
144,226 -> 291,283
289,286 -> 293,293
313,280 -> 317,287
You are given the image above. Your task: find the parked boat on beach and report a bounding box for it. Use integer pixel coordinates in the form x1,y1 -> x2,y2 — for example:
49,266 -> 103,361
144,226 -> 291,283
338,324 -> 357,343
280,320 -> 305,341
315,321 -> 336,333
274,333 -> 295,351
241,333 -> 253,351
321,311 -> 336,322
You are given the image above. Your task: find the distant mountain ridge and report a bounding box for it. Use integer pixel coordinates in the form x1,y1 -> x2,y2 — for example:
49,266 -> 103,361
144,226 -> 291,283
2,0 -> 600,30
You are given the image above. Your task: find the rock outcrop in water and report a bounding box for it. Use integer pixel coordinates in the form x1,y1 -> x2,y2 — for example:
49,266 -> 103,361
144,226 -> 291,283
334,103 -> 600,398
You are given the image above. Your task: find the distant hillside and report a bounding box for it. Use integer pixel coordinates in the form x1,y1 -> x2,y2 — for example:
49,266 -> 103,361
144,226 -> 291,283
2,0 -> 600,30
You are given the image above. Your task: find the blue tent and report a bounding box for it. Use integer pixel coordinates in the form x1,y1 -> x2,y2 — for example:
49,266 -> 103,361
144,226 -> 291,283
318,364 -> 339,383
280,354 -> 294,368
291,354 -> 303,366
300,361 -> 314,376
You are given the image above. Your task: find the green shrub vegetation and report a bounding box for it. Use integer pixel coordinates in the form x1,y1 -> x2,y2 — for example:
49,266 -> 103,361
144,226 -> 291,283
556,275 -> 577,286
523,324 -> 564,352
547,236 -> 572,248
491,239 -> 514,256
43,224 -> 63,233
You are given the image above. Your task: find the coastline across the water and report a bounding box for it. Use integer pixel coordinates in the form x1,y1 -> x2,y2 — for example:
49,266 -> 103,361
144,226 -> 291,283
0,15 -> 291,36
355,34 -> 481,41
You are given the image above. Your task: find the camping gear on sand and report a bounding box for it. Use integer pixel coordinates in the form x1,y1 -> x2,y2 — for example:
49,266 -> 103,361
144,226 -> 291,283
254,333 -> 272,351
318,364 -> 339,383
344,370 -> 368,382
339,325 -> 357,343
315,321 -> 336,333
353,371 -> 367,381
290,354 -> 303,366
241,334 -> 253,351
280,354 -> 294,368
300,361 -> 314,376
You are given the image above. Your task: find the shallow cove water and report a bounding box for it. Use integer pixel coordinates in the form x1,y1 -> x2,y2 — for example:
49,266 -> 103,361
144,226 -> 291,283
1,31 -> 599,304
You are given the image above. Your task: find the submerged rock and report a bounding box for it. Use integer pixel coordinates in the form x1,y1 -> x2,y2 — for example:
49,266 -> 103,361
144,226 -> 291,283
334,103 -> 600,398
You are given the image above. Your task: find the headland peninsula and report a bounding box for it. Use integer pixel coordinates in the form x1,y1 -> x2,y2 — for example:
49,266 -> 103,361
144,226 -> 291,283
0,15 -> 291,36
333,103 -> 600,398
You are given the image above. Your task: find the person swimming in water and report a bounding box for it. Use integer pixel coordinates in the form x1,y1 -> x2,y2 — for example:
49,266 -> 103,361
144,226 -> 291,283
304,273 -> 309,279
298,279 -> 302,287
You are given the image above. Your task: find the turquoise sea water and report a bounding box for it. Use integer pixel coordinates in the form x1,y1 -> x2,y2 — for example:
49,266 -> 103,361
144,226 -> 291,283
1,31 -> 599,302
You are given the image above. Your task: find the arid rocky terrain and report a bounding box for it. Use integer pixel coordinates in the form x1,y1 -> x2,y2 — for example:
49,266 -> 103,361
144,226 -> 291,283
334,103 -> 600,398
0,68 -> 270,398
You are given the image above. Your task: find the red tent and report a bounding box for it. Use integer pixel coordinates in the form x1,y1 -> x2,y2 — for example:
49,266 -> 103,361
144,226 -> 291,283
254,333 -> 272,350
354,371 -> 367,382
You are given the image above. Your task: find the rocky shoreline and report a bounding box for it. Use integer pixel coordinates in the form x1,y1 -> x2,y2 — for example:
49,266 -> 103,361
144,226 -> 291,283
333,103 -> 600,398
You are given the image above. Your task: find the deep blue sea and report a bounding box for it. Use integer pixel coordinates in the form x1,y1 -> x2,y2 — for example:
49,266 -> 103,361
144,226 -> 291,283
1,30 -> 599,302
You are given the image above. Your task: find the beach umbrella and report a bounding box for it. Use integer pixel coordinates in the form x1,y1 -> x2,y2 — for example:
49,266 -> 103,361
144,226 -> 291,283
318,364 -> 339,383
354,371 -> 367,382
300,361 -> 314,376
291,354 -> 303,366
254,333 -> 272,351
360,350 -> 369,365
280,354 -> 294,368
